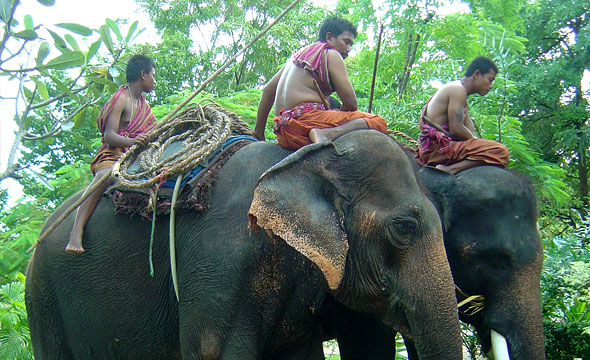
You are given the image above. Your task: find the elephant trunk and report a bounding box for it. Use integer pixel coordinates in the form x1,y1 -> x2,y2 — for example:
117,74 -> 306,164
483,261 -> 545,360
397,233 -> 463,359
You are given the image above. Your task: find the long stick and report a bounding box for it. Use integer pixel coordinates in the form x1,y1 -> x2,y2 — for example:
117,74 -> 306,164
368,23 -> 384,113
27,171 -> 112,254
312,79 -> 330,109
113,0 -> 301,178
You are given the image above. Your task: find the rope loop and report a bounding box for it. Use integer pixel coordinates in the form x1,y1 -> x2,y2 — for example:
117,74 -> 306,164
114,99 -> 254,190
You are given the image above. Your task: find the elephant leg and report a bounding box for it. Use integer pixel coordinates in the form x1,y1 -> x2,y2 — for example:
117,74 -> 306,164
26,265 -> 74,359
268,325 -> 325,360
403,336 -> 420,360
332,303 -> 397,360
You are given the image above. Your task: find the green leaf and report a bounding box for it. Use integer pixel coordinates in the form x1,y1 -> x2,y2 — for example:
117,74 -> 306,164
125,20 -> 139,43
70,132 -> 94,152
0,0 -> 12,23
22,87 -> 34,101
32,78 -> 49,100
44,137 -> 55,145
89,76 -> 118,92
105,18 -> 123,41
64,34 -> 80,51
36,41 -> 50,64
36,0 -> 56,5
47,74 -> 77,100
55,23 -> 93,36
23,14 -> 33,29
86,40 -> 101,63
13,29 -> 37,40
44,51 -> 85,70
73,108 -> 87,128
47,29 -> 67,50
98,25 -> 114,53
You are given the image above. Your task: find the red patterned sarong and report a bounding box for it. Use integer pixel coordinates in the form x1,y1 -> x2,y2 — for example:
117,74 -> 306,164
415,102 -> 509,167
90,86 -> 156,174
273,103 -> 388,151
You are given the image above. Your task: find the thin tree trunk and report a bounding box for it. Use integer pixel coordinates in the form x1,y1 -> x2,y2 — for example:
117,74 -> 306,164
398,33 -> 420,98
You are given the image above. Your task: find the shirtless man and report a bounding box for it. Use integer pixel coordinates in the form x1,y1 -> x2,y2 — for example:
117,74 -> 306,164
416,56 -> 509,175
255,16 -> 387,150
66,55 -> 157,254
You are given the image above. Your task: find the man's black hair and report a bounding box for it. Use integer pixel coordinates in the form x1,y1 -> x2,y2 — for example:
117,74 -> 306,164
318,16 -> 357,42
465,56 -> 498,77
126,55 -> 155,83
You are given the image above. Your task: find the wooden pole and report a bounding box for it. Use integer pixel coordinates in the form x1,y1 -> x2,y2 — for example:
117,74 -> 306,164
368,23 -> 384,113
27,171 -> 112,254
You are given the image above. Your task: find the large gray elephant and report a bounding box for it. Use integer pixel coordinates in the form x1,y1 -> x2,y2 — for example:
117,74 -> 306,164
329,165 -> 545,359
26,130 -> 463,359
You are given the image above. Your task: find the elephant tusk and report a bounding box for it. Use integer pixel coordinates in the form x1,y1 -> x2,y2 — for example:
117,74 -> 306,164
491,329 -> 510,360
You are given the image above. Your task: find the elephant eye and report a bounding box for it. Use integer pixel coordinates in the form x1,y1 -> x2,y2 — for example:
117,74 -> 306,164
386,219 -> 419,249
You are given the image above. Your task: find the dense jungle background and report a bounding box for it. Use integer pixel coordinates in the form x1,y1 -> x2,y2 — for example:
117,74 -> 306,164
1,0 -> 589,358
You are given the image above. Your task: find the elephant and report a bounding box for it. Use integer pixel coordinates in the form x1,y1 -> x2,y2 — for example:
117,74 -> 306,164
26,130 -> 463,359
328,164 -> 545,359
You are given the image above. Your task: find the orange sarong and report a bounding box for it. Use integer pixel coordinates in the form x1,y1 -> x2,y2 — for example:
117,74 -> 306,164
415,104 -> 509,167
90,86 -> 156,175
273,103 -> 388,151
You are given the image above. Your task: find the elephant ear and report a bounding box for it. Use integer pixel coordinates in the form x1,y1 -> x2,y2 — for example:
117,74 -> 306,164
417,167 -> 457,231
249,142 -> 349,290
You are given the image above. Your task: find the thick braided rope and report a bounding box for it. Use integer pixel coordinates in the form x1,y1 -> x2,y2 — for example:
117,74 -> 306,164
114,99 -> 252,189
387,129 -> 419,150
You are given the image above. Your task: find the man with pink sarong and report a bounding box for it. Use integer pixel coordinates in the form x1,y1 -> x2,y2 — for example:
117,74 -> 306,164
255,17 -> 387,150
66,55 -> 157,254
416,56 -> 509,174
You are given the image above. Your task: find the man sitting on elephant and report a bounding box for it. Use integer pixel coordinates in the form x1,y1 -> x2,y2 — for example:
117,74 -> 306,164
254,16 -> 388,150
416,56 -> 510,175
66,55 -> 157,254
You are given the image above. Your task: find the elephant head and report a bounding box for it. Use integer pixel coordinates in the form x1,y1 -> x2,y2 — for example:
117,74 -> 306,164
250,130 -> 463,359
418,166 -> 545,360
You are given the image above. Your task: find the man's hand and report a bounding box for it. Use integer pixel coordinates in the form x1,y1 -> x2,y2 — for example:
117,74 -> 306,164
133,133 -> 151,146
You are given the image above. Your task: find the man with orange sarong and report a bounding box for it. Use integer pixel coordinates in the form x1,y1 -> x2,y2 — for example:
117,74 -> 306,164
254,17 -> 387,150
66,55 -> 157,254
416,56 -> 509,175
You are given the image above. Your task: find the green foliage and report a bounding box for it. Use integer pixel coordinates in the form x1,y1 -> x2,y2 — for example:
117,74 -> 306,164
0,273 -> 32,360
544,321 -> 590,360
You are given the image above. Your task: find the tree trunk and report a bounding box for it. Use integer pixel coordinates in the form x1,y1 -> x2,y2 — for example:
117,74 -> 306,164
398,32 -> 420,98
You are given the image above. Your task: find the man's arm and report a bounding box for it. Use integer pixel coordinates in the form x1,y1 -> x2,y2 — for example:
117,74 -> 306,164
103,96 -> 149,148
327,51 -> 357,111
255,68 -> 283,141
447,88 -> 475,140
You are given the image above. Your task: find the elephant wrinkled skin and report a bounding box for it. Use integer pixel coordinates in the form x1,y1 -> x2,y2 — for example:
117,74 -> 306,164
26,130 -> 462,359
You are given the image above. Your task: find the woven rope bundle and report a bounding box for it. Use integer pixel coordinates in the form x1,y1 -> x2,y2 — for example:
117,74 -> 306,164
114,99 -> 254,190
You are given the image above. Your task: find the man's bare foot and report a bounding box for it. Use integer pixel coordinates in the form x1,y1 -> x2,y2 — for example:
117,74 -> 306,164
435,164 -> 455,175
66,233 -> 85,254
309,128 -> 331,143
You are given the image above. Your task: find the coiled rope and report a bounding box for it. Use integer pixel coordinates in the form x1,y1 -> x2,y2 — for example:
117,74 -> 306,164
113,99 -> 252,189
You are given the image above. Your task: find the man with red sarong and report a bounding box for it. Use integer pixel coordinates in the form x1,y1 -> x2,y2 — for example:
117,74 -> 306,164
416,56 -> 509,175
254,17 -> 387,150
66,55 -> 157,254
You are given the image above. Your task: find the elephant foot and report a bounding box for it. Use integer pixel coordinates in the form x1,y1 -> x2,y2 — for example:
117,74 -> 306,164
66,232 -> 85,254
